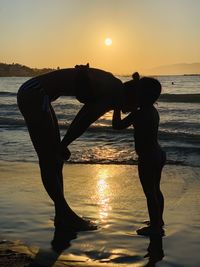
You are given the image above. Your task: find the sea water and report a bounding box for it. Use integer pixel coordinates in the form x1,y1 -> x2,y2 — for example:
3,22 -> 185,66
0,75 -> 200,167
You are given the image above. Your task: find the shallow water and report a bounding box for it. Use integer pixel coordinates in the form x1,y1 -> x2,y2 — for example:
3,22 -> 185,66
0,162 -> 199,266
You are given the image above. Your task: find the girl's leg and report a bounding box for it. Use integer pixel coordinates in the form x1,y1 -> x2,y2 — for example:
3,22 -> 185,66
154,167 -> 164,226
155,151 -> 166,226
138,162 -> 162,230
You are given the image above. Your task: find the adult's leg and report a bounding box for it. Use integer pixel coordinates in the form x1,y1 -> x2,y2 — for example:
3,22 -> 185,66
18,87 -> 99,230
49,105 -> 64,192
27,105 -> 97,230
25,106 -> 70,217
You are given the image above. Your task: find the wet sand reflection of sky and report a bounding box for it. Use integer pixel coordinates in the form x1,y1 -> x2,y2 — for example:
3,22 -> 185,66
96,168 -> 112,225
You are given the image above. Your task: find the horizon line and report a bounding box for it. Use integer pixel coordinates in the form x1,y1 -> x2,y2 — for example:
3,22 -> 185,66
1,61 -> 200,77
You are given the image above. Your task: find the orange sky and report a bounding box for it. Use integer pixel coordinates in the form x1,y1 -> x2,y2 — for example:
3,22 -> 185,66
1,0 -> 200,74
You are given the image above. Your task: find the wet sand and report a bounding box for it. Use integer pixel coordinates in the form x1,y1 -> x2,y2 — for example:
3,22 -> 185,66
0,161 -> 199,266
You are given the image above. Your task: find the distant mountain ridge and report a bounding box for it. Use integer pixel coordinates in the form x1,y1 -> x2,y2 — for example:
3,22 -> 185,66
145,63 -> 200,75
0,62 -> 200,76
0,63 -> 55,77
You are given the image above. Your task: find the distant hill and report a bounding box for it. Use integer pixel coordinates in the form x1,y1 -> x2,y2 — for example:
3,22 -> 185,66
1,62 -> 200,76
0,63 -> 55,77
145,63 -> 200,75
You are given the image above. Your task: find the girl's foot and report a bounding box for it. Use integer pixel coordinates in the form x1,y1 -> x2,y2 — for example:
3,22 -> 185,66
136,226 -> 165,236
143,220 -> 165,227
143,220 -> 150,226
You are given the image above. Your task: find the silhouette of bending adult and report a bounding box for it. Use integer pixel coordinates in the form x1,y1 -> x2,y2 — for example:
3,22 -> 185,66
17,64 -> 133,231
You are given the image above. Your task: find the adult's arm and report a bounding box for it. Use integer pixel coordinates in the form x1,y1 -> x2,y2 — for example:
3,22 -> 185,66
61,101 -> 112,149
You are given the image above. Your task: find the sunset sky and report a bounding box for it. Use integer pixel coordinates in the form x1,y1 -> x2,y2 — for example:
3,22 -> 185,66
1,0 -> 200,74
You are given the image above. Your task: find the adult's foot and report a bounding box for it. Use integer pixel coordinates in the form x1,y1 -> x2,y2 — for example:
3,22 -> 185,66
54,214 -> 97,232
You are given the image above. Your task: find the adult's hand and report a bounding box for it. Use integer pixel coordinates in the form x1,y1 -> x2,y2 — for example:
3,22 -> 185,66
59,145 -> 71,162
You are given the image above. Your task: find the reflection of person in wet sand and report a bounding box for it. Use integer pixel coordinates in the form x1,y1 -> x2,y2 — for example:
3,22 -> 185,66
112,75 -> 166,236
17,64 -> 136,232
143,235 -> 164,267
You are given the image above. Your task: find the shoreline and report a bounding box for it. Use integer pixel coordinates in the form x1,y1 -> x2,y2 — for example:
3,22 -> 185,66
1,159 -> 199,167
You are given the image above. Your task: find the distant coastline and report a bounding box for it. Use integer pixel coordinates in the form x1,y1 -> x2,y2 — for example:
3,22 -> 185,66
183,74 -> 200,76
146,63 -> 200,76
1,62 -> 200,77
0,63 -> 56,77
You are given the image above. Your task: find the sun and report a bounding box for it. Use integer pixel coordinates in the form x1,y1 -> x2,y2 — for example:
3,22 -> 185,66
104,38 -> 112,46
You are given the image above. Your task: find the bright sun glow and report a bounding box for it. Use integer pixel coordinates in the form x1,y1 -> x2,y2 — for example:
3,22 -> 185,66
96,168 -> 112,223
104,38 -> 112,46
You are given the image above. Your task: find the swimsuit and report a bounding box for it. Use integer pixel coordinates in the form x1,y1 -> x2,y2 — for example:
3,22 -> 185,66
74,65 -> 92,103
17,77 -> 50,113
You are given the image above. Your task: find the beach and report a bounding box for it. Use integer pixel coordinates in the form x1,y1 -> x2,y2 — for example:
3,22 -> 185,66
0,161 -> 199,267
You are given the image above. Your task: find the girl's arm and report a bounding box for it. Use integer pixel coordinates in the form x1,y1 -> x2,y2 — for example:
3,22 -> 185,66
112,109 -> 134,130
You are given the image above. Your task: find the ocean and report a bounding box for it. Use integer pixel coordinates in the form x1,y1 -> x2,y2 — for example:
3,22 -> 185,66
0,75 -> 199,167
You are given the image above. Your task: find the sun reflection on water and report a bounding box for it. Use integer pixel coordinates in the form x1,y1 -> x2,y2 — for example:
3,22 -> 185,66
96,168 -> 112,224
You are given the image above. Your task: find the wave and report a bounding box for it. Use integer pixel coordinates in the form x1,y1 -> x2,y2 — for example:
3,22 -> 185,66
0,91 -> 17,97
1,117 -> 199,146
67,161 -> 199,167
1,91 -> 200,103
6,157 -> 199,167
159,93 -> 200,103
0,117 -> 25,126
161,121 -> 200,128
